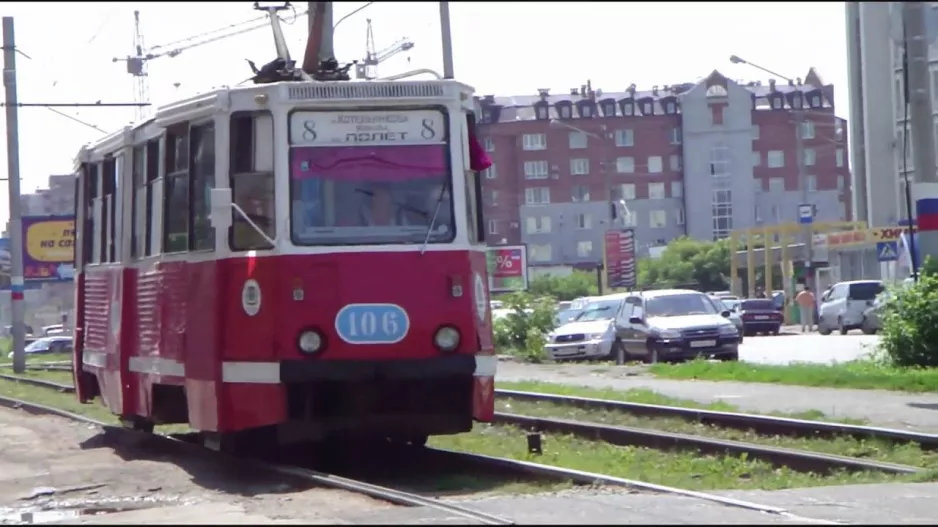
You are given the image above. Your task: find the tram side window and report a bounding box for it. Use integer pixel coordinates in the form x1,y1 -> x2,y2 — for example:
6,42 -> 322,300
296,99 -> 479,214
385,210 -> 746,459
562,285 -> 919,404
189,122 -> 215,252
465,112 -> 485,244
82,163 -> 98,266
131,145 -> 145,259
230,112 -> 275,251
102,157 -> 117,263
144,139 -> 159,256
163,125 -> 189,253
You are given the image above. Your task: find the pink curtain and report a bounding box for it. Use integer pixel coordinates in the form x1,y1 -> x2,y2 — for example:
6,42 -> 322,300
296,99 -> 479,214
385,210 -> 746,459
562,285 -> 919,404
468,131 -> 492,172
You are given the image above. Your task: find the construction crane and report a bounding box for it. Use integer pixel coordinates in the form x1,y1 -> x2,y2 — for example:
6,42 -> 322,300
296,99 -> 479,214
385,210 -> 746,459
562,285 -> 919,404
355,18 -> 414,80
112,8 -> 306,121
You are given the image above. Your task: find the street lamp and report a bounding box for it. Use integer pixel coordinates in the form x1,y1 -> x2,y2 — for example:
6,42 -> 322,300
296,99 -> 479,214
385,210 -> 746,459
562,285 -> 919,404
730,55 -> 814,292
333,1 -> 374,30
548,119 -> 622,225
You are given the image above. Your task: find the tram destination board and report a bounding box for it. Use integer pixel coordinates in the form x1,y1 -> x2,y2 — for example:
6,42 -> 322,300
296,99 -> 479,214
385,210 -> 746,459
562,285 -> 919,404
604,229 -> 636,289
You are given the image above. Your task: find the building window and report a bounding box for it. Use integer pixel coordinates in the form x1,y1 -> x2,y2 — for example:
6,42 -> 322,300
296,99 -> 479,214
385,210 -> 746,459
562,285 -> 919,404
622,102 -> 634,116
811,95 -> 822,108
616,156 -> 635,173
804,148 -> 816,166
536,106 -> 549,120
569,131 -> 588,149
570,158 -> 590,175
839,201 -> 847,220
650,209 -> 667,228
769,177 -> 785,192
665,102 -> 676,114
670,127 -> 682,144
576,240 -> 593,257
529,244 -> 552,262
488,189 -> 499,207
836,148 -> 844,168
616,183 -> 636,200
571,185 -> 590,202
771,97 -> 783,110
559,105 -> 572,119
649,182 -> 665,199
755,204 -> 762,222
522,133 -> 547,150
710,144 -> 731,176
487,219 -> 498,235
603,102 -> 616,116
525,187 -> 551,205
524,160 -> 549,179
575,213 -> 592,229
752,125 -> 760,140
837,175 -> 845,190
800,121 -> 815,140
581,105 -> 593,118
525,216 -> 552,234
767,150 -> 785,168
671,181 -> 683,198
648,156 -> 663,173
622,212 -> 637,227
752,151 -> 762,167
711,105 -> 725,125
669,154 -> 682,171
483,165 -> 497,179
484,137 -> 495,152
615,129 -> 634,147
806,175 -> 817,192
675,207 -> 685,226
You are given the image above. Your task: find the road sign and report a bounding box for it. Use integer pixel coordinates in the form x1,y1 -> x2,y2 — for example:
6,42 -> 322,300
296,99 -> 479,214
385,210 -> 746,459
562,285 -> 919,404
798,204 -> 814,225
876,241 -> 899,262
604,229 -> 636,289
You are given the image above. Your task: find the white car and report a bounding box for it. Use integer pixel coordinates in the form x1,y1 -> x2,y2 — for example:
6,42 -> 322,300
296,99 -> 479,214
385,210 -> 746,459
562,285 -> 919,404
818,280 -> 885,335
545,295 -> 627,361
7,335 -> 73,359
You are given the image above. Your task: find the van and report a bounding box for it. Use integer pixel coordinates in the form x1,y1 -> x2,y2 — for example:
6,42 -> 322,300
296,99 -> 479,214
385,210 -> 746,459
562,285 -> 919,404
818,280 -> 885,335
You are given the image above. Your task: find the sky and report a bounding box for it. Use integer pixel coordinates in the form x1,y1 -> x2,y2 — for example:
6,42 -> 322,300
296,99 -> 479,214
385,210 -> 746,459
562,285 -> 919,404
0,1 -> 849,227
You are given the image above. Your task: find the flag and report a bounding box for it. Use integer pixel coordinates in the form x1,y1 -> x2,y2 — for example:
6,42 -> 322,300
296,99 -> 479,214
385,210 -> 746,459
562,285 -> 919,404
468,131 -> 492,172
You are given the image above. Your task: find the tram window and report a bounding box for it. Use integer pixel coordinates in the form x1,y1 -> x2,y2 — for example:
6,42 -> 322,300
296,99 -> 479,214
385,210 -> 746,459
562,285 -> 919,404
465,112 -> 485,244
131,145 -> 145,259
189,122 -> 215,251
144,139 -> 159,257
81,163 -> 98,266
102,157 -> 117,263
230,112 -> 275,251
163,126 -> 190,253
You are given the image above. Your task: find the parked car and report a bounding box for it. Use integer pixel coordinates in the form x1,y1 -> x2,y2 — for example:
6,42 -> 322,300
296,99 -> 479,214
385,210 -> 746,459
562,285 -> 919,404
617,289 -> 739,363
41,324 -> 67,337
818,280 -> 885,335
545,294 -> 627,361
710,297 -> 743,343
6,335 -> 73,359
737,298 -> 783,336
860,292 -> 889,335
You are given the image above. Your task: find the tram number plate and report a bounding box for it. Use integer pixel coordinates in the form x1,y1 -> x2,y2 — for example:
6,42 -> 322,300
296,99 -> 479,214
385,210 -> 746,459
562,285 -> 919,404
690,340 -> 717,348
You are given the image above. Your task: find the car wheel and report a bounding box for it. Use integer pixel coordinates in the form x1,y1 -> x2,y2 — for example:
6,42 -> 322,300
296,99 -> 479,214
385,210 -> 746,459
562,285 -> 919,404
818,323 -> 832,335
610,339 -> 630,363
838,317 -> 848,335
861,320 -> 877,335
719,351 -> 739,361
771,326 -> 780,336
646,347 -> 660,364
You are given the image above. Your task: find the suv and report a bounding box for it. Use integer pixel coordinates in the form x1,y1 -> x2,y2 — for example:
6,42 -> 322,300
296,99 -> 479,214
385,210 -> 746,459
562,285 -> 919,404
615,289 -> 740,363
545,294 -> 628,361
818,280 -> 885,335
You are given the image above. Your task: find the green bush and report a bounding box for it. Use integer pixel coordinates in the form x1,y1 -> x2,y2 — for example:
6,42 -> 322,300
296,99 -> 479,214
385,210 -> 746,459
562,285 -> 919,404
527,272 -> 598,301
879,261 -> 938,368
491,291 -> 555,361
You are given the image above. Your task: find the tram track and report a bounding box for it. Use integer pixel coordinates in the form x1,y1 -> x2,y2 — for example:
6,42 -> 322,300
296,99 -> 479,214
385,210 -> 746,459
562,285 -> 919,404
0,373 -> 846,524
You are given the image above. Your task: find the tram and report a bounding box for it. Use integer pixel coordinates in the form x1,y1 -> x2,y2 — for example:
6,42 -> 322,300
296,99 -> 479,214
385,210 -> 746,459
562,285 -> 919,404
71,3 -> 496,451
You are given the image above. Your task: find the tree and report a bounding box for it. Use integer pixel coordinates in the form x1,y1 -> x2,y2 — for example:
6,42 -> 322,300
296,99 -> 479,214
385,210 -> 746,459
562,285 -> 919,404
527,271 -> 598,301
879,256 -> 938,368
637,237 -> 731,291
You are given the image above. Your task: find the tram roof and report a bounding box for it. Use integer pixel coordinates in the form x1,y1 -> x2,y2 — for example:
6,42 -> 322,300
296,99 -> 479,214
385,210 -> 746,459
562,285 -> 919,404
76,77 -> 475,164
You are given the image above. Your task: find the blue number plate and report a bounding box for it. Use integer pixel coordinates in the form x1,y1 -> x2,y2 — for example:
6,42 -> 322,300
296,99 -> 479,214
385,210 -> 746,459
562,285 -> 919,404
335,303 -> 410,344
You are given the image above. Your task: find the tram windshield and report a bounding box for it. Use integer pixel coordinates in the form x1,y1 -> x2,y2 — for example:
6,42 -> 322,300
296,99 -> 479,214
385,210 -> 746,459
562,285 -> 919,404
290,143 -> 455,246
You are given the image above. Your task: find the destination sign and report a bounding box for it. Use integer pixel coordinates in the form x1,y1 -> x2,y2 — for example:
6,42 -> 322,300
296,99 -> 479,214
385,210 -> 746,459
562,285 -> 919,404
290,110 -> 447,147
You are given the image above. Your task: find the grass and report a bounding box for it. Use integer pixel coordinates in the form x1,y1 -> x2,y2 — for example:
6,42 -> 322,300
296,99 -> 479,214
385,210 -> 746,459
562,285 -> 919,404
0,352 -> 73,365
496,397 -> 938,470
647,359 -> 938,393
497,380 -> 860,423
429,424 -> 931,491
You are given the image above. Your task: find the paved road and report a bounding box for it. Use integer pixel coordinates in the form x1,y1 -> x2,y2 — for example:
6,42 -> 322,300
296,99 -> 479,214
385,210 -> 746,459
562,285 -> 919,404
496,361 -> 938,432
740,332 -> 877,365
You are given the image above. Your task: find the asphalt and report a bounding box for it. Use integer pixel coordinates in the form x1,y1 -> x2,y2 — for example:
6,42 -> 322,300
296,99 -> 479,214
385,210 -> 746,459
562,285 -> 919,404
495,361 -> 938,432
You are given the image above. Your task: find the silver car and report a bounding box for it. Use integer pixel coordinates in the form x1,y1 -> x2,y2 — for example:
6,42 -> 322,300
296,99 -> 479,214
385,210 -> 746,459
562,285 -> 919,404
545,295 -> 627,361
710,296 -> 744,343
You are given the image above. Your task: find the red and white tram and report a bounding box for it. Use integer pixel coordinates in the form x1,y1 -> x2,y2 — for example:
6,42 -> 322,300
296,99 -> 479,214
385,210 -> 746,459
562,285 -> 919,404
72,13 -> 496,451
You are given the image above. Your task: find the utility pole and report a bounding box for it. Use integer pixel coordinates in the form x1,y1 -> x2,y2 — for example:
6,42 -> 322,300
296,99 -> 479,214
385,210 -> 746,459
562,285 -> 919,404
903,1 -> 938,266
794,107 -> 814,290
3,17 -> 26,374
439,2 -> 454,79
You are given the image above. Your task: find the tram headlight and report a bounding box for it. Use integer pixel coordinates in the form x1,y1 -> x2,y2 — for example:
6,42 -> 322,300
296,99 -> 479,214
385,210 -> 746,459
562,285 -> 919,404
434,326 -> 460,352
297,330 -> 324,354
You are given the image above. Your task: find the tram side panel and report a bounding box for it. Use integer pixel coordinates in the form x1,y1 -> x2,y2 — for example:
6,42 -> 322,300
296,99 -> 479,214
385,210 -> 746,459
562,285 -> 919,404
81,266 -> 133,416
468,249 -> 496,423
183,258 -> 229,432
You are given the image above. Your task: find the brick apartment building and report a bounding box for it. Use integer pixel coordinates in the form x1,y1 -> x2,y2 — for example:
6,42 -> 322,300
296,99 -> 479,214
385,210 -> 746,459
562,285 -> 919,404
476,69 -> 851,268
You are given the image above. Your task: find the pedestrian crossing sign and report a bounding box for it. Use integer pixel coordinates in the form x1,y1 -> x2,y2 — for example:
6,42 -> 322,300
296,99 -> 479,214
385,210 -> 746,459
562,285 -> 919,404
876,241 -> 899,262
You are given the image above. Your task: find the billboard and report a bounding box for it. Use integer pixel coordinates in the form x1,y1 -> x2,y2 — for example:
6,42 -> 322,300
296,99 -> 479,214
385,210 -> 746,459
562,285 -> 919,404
486,245 -> 528,292
22,215 -> 75,282
604,229 -> 636,289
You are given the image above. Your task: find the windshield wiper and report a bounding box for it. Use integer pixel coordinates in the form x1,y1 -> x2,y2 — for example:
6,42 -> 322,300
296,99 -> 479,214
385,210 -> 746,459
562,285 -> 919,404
421,181 -> 450,255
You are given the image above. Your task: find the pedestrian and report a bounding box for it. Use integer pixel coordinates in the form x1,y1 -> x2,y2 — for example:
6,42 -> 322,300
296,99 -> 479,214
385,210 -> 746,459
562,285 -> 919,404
795,286 -> 816,333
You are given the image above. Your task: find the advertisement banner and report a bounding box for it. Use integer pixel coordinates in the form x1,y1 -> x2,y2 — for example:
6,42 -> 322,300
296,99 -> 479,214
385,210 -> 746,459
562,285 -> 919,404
22,215 -> 75,282
486,245 -> 528,292
604,229 -> 636,289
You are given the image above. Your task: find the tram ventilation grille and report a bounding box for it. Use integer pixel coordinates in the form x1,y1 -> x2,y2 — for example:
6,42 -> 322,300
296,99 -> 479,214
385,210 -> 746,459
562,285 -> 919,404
287,83 -> 445,101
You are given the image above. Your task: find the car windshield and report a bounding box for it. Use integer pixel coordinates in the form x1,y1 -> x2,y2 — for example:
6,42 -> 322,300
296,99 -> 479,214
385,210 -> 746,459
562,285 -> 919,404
646,293 -> 719,317
718,299 -> 740,311
741,299 -> 775,310
575,299 -> 622,322
288,110 -> 453,246
555,309 -> 582,325
25,339 -> 51,352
